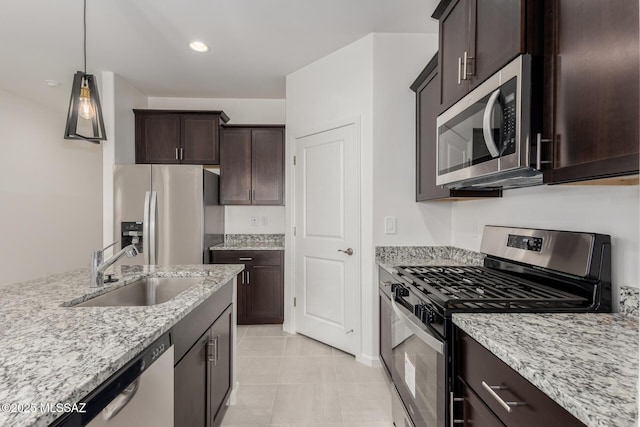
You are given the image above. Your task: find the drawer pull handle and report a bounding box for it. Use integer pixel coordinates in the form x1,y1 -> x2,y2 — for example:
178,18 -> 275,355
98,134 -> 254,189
239,257 -> 253,261
481,381 -> 527,413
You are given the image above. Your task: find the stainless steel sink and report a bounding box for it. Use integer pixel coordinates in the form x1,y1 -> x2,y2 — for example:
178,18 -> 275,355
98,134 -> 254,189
75,277 -> 203,307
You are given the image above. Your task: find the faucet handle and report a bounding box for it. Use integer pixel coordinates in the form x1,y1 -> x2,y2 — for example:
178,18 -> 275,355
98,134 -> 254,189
101,241 -> 119,252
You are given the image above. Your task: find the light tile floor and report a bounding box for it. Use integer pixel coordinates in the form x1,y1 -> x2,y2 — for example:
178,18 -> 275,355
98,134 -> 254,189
221,325 -> 394,427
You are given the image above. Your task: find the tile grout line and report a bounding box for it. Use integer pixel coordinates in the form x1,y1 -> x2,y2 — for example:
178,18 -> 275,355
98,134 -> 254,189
268,335 -> 289,425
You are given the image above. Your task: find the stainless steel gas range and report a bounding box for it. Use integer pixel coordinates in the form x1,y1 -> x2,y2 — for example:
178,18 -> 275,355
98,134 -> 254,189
378,226 -> 612,427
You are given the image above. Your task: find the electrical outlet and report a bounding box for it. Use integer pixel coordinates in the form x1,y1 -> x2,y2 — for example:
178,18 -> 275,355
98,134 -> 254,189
250,216 -> 259,226
384,216 -> 397,234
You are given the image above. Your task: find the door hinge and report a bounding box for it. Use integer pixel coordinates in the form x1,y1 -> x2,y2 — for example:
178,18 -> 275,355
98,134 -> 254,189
293,155 -> 296,165
293,226 -> 297,236
293,297 -> 297,307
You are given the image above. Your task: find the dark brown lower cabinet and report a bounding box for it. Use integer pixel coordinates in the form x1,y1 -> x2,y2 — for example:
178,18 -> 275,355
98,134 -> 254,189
208,306 -> 232,427
378,292 -> 393,378
211,250 -> 284,325
456,329 -> 586,427
459,381 -> 505,427
243,265 -> 283,324
174,281 -> 234,427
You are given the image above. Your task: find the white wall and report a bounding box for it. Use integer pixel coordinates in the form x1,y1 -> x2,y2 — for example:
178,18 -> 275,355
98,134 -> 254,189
0,88 -> 103,285
147,97 -> 285,125
225,206 -> 286,234
115,75 -> 148,164
147,96 -> 287,234
450,185 -> 640,309
372,33 -> 450,247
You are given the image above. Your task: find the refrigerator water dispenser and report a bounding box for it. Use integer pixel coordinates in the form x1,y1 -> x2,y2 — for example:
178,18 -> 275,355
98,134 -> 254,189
121,222 -> 143,253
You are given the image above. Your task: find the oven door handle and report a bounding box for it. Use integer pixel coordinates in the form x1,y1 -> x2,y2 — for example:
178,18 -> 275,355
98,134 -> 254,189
482,89 -> 501,158
391,299 -> 444,354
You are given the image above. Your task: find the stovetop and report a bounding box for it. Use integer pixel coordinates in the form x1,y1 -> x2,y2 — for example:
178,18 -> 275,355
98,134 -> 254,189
396,265 -> 593,312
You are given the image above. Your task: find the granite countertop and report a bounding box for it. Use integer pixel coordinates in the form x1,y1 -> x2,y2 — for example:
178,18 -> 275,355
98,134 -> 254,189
0,264 -> 243,427
453,313 -> 639,427
210,234 -> 285,251
209,241 -> 284,251
375,246 -> 484,274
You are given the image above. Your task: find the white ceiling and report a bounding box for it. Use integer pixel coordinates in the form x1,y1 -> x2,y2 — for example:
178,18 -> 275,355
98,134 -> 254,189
0,0 -> 439,109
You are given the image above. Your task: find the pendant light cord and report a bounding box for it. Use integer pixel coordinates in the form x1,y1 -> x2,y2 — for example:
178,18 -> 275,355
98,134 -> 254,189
83,0 -> 87,73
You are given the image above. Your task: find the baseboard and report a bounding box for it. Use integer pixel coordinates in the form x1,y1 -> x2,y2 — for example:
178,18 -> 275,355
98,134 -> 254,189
228,381 -> 239,405
356,353 -> 381,367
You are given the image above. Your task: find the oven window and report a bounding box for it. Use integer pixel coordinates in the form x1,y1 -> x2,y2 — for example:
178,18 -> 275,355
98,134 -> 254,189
392,311 -> 445,426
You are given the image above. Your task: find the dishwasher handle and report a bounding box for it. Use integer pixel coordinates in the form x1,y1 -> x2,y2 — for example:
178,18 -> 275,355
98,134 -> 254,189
101,378 -> 140,421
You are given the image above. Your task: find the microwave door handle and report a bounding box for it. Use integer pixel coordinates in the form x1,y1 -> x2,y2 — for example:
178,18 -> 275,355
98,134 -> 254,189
391,299 -> 444,354
482,89 -> 501,158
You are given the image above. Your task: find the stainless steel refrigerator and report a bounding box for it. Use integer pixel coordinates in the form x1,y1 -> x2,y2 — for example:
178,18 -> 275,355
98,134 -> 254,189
113,165 -> 224,266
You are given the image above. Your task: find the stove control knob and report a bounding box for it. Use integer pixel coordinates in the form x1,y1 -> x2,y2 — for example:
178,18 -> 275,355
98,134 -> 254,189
393,285 -> 409,297
426,306 -> 441,324
414,304 -> 425,320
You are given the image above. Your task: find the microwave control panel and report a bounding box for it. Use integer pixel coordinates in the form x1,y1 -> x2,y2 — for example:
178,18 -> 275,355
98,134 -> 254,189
501,77 -> 517,156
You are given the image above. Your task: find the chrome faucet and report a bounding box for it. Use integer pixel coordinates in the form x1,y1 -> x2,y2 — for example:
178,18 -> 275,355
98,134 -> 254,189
90,242 -> 139,288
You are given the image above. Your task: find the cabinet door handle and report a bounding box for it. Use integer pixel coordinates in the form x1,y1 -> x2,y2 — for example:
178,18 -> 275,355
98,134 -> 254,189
207,339 -> 217,363
239,257 -> 253,261
246,270 -> 250,284
249,189 -> 252,201
175,148 -> 179,160
481,381 -> 527,412
180,148 -> 184,160
536,133 -> 553,170
449,392 -> 465,427
457,57 -> 462,85
215,335 -> 219,365
463,51 -> 473,79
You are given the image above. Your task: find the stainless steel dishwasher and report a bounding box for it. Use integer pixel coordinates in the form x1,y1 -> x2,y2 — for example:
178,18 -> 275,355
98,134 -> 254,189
88,334 -> 173,426
56,333 -> 174,426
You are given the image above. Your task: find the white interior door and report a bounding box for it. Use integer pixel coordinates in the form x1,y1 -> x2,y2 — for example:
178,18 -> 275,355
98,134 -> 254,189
294,123 -> 360,355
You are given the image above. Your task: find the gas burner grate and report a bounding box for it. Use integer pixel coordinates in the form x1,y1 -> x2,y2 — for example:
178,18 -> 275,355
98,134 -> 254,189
397,266 -> 588,310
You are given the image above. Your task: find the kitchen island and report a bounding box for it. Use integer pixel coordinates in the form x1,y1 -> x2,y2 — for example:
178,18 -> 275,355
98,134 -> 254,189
0,264 -> 243,427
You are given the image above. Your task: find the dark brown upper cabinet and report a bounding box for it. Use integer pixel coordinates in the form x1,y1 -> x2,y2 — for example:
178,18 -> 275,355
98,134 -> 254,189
220,125 -> 285,205
437,0 -> 541,111
542,0 -> 639,185
411,54 -> 502,201
134,110 -> 230,165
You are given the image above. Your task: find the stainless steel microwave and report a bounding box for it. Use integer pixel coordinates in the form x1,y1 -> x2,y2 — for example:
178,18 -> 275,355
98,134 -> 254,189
436,55 -> 545,189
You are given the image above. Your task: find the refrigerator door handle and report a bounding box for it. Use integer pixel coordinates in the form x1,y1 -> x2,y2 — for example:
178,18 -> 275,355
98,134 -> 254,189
150,191 -> 158,265
143,191 -> 151,265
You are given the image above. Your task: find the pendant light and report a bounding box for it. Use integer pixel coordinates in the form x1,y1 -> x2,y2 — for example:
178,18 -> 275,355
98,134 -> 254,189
64,0 -> 106,143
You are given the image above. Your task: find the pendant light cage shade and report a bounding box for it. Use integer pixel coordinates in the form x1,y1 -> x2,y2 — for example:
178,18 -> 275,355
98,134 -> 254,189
64,71 -> 107,143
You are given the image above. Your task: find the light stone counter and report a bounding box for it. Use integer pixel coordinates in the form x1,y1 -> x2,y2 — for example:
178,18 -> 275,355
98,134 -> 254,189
209,233 -> 285,251
453,312 -> 638,427
0,264 -> 243,427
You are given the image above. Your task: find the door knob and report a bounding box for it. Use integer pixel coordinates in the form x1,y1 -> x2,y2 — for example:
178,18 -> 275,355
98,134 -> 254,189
338,248 -> 354,256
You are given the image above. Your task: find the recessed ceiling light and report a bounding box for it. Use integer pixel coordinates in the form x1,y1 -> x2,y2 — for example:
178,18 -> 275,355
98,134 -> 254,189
188,41 -> 209,53
45,80 -> 60,87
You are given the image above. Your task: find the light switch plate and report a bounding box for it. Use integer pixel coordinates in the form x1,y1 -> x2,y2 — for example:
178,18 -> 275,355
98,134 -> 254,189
384,216 -> 397,234
250,216 -> 259,226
